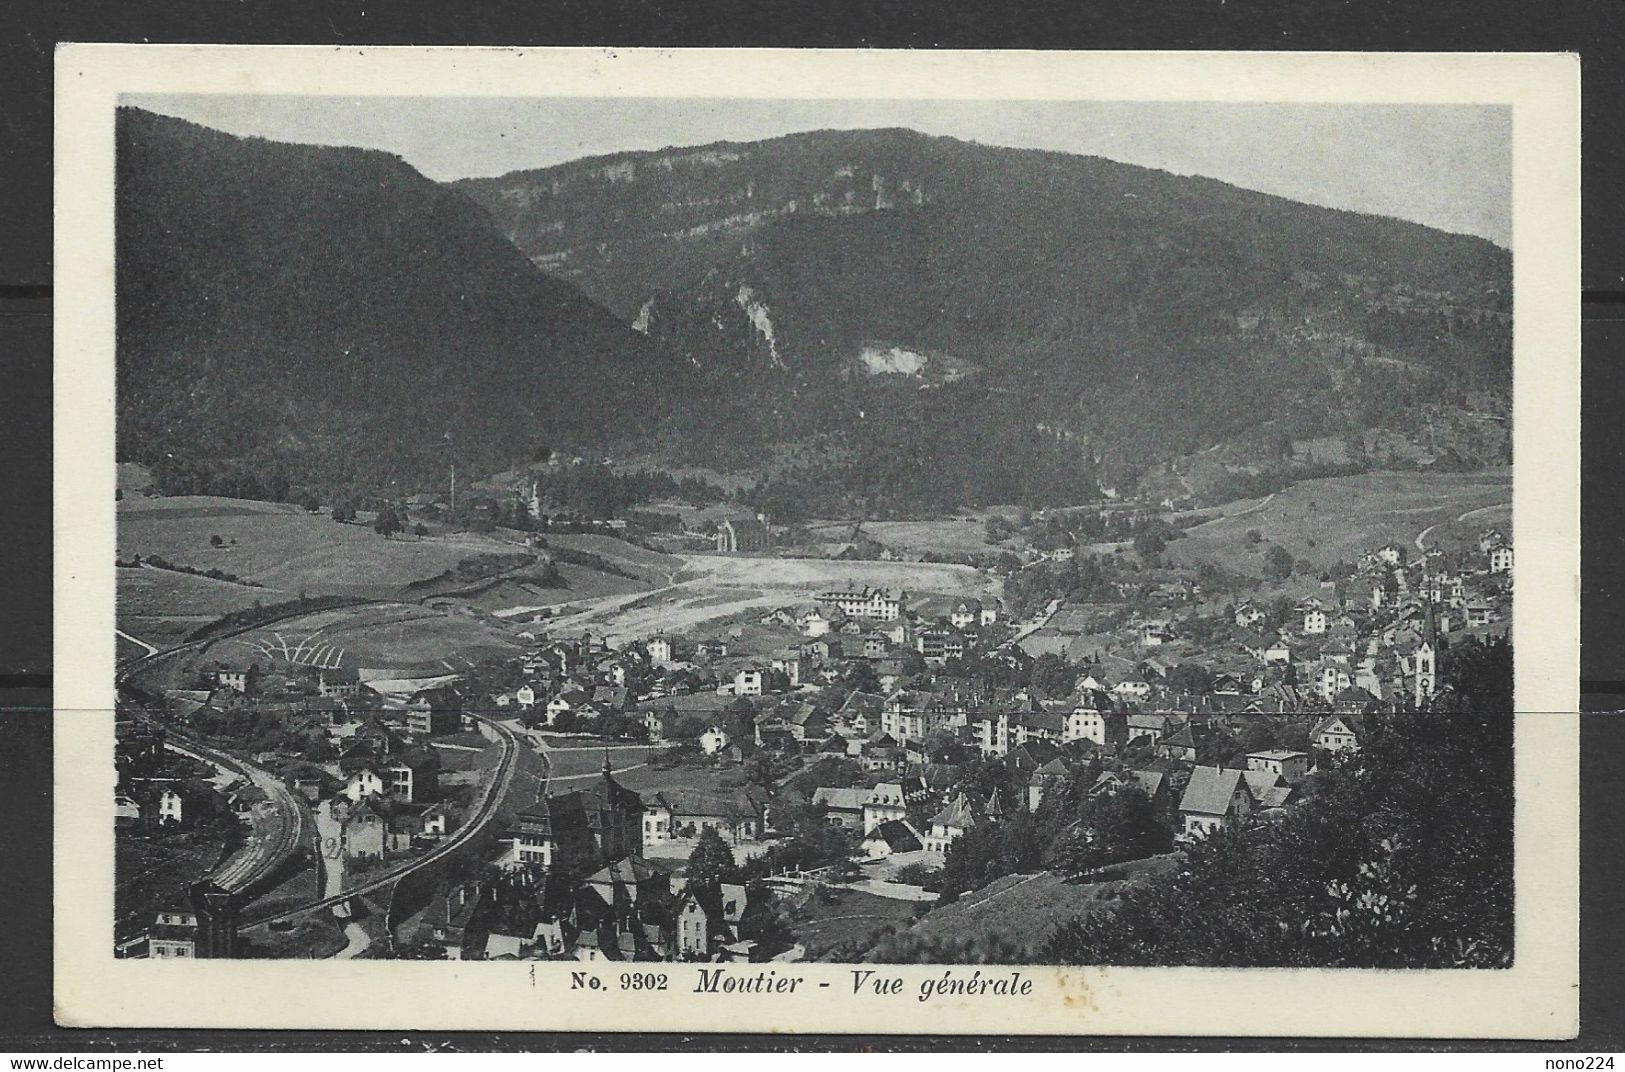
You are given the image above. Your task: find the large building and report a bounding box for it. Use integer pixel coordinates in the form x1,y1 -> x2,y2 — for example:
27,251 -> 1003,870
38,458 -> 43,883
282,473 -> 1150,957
501,757 -> 644,873
817,587 -> 904,622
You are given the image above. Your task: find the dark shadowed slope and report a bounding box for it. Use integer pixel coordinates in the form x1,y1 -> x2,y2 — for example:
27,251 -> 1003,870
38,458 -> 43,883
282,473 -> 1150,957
116,107 -> 690,499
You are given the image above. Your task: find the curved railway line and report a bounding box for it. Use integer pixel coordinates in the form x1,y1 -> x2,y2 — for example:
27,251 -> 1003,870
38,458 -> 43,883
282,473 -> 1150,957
244,714 -> 521,927
117,599 -> 520,933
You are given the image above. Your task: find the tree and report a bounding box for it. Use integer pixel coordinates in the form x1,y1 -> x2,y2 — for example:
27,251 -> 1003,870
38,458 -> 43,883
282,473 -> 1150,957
1264,544 -> 1295,581
374,504 -> 405,539
413,522 -> 429,537
686,828 -> 738,892
332,500 -> 357,523
210,534 -> 224,548
1039,663 -> 1513,969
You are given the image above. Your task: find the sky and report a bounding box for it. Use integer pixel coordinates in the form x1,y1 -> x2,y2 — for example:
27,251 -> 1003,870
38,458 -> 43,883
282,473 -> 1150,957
124,95 -> 1512,247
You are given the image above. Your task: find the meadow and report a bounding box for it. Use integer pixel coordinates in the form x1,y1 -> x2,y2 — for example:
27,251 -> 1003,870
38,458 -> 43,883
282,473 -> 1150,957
118,495 -> 522,597
200,602 -> 525,674
1167,469 -> 1512,575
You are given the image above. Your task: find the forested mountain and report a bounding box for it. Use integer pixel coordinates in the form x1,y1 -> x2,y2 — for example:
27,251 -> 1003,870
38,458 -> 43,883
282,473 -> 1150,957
457,129 -> 1512,511
116,108 -> 691,500
117,113 -> 1512,513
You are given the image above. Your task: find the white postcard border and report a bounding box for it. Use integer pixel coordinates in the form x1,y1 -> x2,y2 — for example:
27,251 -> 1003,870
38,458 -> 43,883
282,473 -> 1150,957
53,45 -> 1580,1036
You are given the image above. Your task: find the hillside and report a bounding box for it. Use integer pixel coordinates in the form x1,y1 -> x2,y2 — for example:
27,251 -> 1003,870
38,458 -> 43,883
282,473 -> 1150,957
457,129 -> 1513,510
116,108 -> 691,500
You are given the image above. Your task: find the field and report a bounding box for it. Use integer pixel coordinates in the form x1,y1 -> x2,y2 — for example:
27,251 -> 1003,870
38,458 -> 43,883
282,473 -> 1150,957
539,551 -> 993,645
198,602 -> 525,675
118,496 -> 525,597
885,857 -> 1181,959
803,510 -> 1019,558
1167,469 -> 1511,575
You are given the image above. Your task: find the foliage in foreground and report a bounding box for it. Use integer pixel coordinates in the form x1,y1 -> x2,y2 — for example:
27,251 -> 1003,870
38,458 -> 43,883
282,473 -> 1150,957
1038,638 -> 1513,969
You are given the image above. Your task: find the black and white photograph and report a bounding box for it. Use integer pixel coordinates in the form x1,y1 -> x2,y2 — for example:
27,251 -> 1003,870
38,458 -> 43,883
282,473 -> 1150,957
53,46 -> 1580,1036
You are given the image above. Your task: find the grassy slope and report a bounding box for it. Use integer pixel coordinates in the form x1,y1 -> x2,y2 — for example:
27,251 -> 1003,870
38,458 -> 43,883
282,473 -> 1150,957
119,496 -> 522,597
1167,469 -> 1511,574
891,857 -> 1181,959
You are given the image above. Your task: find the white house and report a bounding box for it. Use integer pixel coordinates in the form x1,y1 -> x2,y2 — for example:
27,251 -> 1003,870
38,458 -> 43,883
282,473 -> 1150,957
733,669 -> 766,697
698,725 -> 731,756
1303,609 -> 1327,636
647,636 -> 674,664
343,767 -> 387,802
1489,544 -> 1513,574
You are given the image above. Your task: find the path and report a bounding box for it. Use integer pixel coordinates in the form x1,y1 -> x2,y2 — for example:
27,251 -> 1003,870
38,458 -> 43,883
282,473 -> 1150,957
1415,501 -> 1512,552
115,629 -> 159,659
311,807 -> 373,959
1185,491 -> 1277,531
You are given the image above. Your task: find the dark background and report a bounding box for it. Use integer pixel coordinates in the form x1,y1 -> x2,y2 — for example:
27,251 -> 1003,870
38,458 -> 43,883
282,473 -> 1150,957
2,0 -> 1621,1052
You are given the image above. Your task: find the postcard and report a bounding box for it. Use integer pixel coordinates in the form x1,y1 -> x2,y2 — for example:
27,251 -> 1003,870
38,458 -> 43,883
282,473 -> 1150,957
54,45 -> 1579,1036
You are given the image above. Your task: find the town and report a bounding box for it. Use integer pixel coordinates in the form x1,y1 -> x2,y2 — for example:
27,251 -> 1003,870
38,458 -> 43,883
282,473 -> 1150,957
113,485 -> 1512,965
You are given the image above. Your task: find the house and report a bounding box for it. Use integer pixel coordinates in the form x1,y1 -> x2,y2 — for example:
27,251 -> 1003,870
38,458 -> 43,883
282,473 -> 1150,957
1065,703 -> 1125,748
1156,722 -> 1208,763
1466,602 -> 1495,627
862,819 -> 924,858
381,751 -> 440,803
1316,665 -> 1352,702
1246,750 -> 1310,784
343,799 -> 388,859
949,599 -> 984,629
811,787 -> 867,831
797,605 -> 841,638
732,669 -> 766,697
547,690 -> 590,725
861,633 -> 891,659
125,902 -> 200,960
1303,609 -> 1327,636
643,788 -> 767,845
406,688 -> 462,737
715,517 -> 771,553
1241,769 -> 1295,810
1113,679 -> 1154,701
1312,714 -> 1367,754
1375,543 -> 1405,566
1125,712 -> 1180,747
213,667 -> 256,694
429,884 -> 481,959
978,600 -> 1003,627
647,636 -> 674,664
1177,765 -> 1255,841
1026,757 -> 1072,811
923,792 -> 983,853
698,725 -> 732,756
862,782 -> 908,833
770,651 -> 801,687
1234,604 -> 1266,628
317,669 -> 363,700
1262,642 -> 1293,664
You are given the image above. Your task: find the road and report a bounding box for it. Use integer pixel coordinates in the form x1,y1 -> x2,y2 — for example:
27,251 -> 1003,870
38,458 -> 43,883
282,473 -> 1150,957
244,712 -> 522,927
